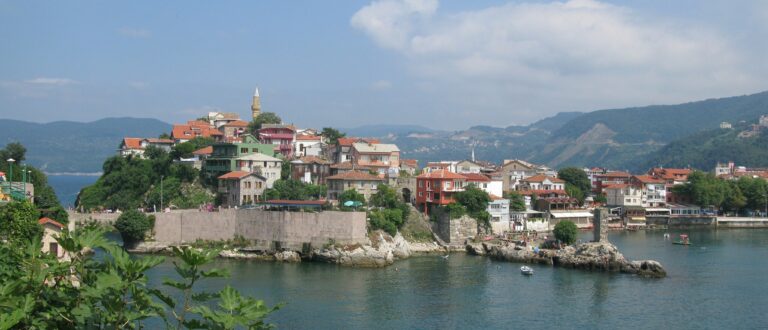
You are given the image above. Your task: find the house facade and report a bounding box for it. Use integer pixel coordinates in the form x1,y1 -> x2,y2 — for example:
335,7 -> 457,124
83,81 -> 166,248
294,135 -> 324,157
235,153 -> 283,188
415,169 -> 467,215
39,217 -> 70,261
201,134 -> 277,182
258,124 -> 295,158
631,175 -> 667,207
291,156 -> 331,185
326,171 -> 384,201
171,120 -> 223,143
499,159 -> 538,192
332,137 -> 379,163
603,184 -> 643,207
217,171 -> 267,207
351,142 -> 400,176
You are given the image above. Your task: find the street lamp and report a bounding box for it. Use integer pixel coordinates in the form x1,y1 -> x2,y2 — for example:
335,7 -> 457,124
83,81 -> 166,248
22,165 -> 26,200
6,158 -> 14,183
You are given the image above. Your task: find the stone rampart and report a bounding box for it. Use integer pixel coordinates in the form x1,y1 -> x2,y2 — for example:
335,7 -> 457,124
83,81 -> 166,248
152,209 -> 368,251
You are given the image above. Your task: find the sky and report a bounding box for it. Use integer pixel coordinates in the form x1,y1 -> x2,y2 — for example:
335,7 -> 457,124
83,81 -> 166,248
1,0 -> 768,130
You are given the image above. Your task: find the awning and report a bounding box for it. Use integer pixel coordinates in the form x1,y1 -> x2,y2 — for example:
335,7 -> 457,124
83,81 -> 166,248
645,208 -> 671,212
629,217 -> 646,222
550,212 -> 593,218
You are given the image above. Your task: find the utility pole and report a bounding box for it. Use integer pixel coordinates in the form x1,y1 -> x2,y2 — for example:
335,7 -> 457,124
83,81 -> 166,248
160,175 -> 164,213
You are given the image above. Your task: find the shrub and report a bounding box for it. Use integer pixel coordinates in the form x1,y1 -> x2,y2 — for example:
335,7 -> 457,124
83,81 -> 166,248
445,203 -> 466,219
553,220 -> 578,245
114,209 -> 152,247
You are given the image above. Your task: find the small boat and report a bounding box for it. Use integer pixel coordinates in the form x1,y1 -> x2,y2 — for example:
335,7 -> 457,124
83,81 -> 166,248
672,234 -> 692,245
520,266 -> 534,275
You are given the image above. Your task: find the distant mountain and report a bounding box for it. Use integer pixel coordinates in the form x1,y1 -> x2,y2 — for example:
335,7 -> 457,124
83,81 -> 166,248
370,91 -> 768,170
0,117 -> 171,173
341,124 -> 436,137
634,123 -> 768,172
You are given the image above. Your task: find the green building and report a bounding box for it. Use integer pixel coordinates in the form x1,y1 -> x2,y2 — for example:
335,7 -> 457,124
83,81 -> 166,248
202,134 -> 279,182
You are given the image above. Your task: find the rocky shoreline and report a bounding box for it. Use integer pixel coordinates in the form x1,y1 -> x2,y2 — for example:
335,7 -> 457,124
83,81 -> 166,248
470,241 -> 666,278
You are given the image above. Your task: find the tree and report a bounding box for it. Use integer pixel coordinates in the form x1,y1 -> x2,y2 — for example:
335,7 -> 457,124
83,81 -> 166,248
565,184 -> 585,205
247,112 -> 282,132
0,201 -> 42,244
558,167 -> 591,196
321,127 -> 346,145
114,210 -> 153,248
0,142 -> 27,163
507,191 -> 527,212
553,220 -> 578,245
454,186 -> 491,214
339,189 -> 365,208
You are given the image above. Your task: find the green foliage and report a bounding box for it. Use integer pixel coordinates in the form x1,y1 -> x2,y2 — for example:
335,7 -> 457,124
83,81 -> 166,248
0,201 -> 42,244
671,171 -> 759,213
507,191 -> 527,212
454,186 -> 491,214
553,220 -> 578,245
248,112 -> 282,132
0,142 -> 27,162
445,202 -> 466,219
558,167 -> 591,193
321,127 -> 346,145
114,209 -> 153,247
0,226 -> 279,329
0,143 -> 67,224
76,152 -> 208,211
593,194 -> 607,204
369,209 -> 403,236
367,184 -> 411,235
171,137 -> 214,159
264,179 -> 326,201
565,184 -> 585,205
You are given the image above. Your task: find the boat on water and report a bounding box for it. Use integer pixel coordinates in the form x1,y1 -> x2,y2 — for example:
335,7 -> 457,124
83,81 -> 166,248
673,234 -> 692,245
520,266 -> 534,275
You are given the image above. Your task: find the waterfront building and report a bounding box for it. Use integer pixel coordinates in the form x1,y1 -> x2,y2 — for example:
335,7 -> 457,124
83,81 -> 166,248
326,170 -> 385,201
217,171 -> 267,207
594,171 -> 632,194
291,156 -> 332,185
648,167 -> 691,203
462,173 -> 503,198
603,184 -> 643,207
631,175 -> 667,207
415,169 -> 467,215
488,195 -> 510,223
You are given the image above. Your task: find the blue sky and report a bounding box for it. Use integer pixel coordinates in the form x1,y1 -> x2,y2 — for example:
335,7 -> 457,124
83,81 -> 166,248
2,0 -> 767,130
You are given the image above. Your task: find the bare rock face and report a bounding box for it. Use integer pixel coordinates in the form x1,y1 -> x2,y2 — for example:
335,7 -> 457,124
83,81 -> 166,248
311,231 -> 409,268
487,241 -> 666,277
275,250 -> 301,263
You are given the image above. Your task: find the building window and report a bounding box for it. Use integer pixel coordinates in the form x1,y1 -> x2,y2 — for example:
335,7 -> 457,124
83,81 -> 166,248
418,192 -> 423,197
240,148 -> 248,154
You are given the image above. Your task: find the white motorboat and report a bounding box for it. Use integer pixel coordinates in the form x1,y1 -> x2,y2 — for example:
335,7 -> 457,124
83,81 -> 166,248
520,266 -> 534,275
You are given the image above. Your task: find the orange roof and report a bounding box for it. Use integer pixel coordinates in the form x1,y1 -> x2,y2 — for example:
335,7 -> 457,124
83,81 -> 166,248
296,135 -> 322,141
401,159 -> 418,167
218,171 -> 257,180
489,194 -> 504,201
633,175 -> 665,184
462,173 -> 491,182
223,120 -> 249,127
193,146 -> 213,155
144,138 -> 174,144
417,169 -> 467,180
122,137 -> 142,149
187,120 -> 211,126
38,217 -> 64,229
172,123 -> 221,140
523,175 -> 564,183
327,170 -> 384,181
337,137 -> 379,146
598,171 -> 631,178
296,156 -> 331,164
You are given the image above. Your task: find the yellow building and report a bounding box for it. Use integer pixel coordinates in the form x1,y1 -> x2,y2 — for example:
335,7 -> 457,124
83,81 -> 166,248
39,217 -> 70,261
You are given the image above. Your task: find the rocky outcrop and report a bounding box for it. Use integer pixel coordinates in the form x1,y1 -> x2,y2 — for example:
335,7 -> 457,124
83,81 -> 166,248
310,231 -> 411,268
487,241 -> 666,278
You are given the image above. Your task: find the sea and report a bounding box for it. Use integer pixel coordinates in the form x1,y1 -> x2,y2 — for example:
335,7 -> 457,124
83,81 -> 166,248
141,229 -> 768,329
47,174 -> 99,207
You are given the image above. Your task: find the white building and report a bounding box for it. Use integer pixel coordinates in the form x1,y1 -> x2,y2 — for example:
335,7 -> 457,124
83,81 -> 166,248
235,153 -> 283,188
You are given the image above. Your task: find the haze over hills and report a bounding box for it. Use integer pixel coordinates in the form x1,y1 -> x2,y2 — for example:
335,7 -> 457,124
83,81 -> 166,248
0,118 -> 170,173
2,91 -> 768,174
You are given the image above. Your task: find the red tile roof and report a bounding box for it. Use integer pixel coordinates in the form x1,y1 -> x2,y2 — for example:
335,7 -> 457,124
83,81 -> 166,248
633,175 -> 665,184
401,159 -> 418,167
337,137 -> 379,146
223,120 -> 249,127
296,135 -> 322,141
297,156 -> 331,164
417,169 -> 467,180
523,174 -> 565,183
327,170 -> 384,181
517,189 -> 568,196
462,173 -> 491,182
598,171 -> 631,178
38,217 -> 64,229
193,146 -> 213,155
144,138 -> 174,144
172,123 -> 222,140
602,184 -> 630,189
122,137 -> 142,149
218,171 -> 256,180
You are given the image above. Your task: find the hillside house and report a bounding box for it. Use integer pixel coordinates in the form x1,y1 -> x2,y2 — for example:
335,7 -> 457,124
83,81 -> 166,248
258,124 -> 295,158
39,217 -> 70,261
332,137 -> 379,163
235,153 -> 283,188
294,134 -> 324,157
217,171 -> 267,207
351,142 -> 400,177
171,120 -> 223,143
415,169 -> 467,215
291,156 -> 332,185
327,171 -> 385,201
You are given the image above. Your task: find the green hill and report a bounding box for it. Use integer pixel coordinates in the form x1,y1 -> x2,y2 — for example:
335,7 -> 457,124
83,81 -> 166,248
0,118 -> 171,173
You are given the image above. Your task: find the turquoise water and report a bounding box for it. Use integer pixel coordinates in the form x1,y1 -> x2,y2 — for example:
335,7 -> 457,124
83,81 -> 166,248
144,229 -> 768,329
47,175 -> 98,207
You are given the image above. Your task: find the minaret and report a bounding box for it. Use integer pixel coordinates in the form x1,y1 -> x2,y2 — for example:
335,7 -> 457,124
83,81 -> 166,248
251,87 -> 261,120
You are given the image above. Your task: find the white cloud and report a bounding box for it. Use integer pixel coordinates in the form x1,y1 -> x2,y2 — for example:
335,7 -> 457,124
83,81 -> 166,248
23,77 -> 78,85
118,27 -> 151,38
352,0 -> 766,125
371,80 -> 393,90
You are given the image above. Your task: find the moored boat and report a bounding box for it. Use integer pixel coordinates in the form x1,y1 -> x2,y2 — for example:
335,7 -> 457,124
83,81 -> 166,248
520,266 -> 534,275
673,234 -> 692,245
